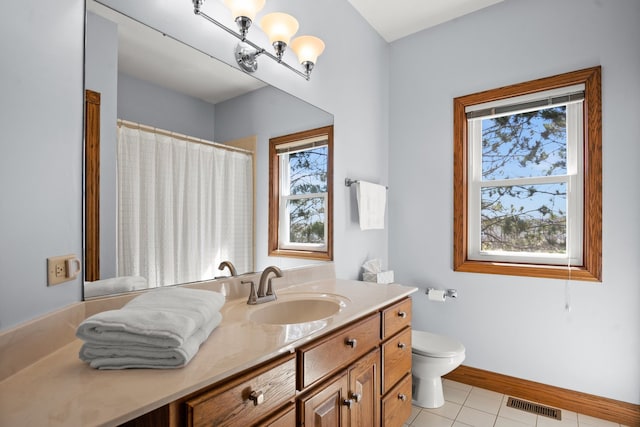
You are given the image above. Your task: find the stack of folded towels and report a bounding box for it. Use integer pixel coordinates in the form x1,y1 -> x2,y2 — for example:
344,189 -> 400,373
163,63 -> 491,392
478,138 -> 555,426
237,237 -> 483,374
76,287 -> 225,369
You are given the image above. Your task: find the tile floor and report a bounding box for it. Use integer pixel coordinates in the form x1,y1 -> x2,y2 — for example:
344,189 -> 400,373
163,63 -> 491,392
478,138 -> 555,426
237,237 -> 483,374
403,379 -> 630,427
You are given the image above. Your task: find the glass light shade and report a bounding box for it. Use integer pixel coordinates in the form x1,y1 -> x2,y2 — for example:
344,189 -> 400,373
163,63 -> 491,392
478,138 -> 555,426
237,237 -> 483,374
260,13 -> 299,45
291,36 -> 325,65
223,0 -> 265,21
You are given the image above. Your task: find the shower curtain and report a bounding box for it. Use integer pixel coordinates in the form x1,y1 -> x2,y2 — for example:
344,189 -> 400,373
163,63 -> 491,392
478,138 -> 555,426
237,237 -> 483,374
117,125 -> 253,288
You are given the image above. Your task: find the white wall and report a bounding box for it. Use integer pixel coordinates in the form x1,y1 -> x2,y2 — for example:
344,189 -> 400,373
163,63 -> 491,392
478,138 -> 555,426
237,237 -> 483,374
0,0 -> 85,329
389,0 -> 640,404
0,0 -> 389,329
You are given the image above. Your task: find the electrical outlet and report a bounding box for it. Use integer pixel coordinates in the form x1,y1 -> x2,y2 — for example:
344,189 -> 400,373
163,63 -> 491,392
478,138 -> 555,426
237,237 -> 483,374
47,254 -> 81,286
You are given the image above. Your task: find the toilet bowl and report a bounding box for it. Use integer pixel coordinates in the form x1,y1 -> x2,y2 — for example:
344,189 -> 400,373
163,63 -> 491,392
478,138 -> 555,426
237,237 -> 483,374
411,330 -> 465,408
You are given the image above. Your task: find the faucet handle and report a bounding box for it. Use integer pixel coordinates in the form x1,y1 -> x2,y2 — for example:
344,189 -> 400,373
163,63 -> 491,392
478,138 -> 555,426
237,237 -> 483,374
242,280 -> 258,305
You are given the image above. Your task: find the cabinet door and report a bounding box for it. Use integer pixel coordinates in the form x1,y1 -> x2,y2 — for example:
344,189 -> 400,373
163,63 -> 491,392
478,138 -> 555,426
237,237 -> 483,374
299,373 -> 350,427
347,348 -> 380,427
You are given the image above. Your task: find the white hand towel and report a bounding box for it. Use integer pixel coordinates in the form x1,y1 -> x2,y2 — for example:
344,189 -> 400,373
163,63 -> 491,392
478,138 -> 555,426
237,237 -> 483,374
76,287 -> 225,348
79,312 -> 222,369
356,181 -> 387,230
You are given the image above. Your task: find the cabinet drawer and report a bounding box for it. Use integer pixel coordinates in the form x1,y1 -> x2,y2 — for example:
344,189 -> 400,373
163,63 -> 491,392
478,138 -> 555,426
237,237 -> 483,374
297,314 -> 380,390
381,298 -> 412,340
381,373 -> 412,427
186,353 -> 296,427
381,327 -> 412,394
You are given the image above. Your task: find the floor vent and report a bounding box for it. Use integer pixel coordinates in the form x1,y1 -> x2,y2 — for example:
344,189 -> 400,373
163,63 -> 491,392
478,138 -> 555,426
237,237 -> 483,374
506,397 -> 562,420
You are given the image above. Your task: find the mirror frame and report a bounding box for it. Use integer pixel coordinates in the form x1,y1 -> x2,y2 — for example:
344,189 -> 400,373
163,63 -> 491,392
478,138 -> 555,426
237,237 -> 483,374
83,1 -> 334,299
85,89 -> 101,281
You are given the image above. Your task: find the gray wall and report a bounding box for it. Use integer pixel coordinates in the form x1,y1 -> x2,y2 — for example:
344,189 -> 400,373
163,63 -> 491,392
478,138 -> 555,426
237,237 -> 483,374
389,0 -> 640,404
0,0 -> 85,329
214,85 -> 334,271
117,72 -> 216,141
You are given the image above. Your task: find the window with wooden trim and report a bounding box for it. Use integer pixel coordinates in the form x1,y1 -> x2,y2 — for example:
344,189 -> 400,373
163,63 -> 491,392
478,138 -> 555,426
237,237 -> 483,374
453,67 -> 602,281
269,126 -> 333,260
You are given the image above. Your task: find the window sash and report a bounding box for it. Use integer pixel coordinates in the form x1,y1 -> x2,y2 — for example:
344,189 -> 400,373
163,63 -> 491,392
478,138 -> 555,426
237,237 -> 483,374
278,150 -> 328,252
279,193 -> 328,251
467,101 -> 584,265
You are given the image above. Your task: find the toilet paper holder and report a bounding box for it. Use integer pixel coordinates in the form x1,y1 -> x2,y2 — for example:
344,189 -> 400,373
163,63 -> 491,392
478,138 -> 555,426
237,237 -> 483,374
425,288 -> 458,299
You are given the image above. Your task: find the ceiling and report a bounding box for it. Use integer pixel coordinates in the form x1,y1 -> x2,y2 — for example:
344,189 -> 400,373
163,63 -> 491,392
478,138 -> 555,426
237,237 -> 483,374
88,1 -> 266,105
87,0 -> 505,105
346,0 -> 504,42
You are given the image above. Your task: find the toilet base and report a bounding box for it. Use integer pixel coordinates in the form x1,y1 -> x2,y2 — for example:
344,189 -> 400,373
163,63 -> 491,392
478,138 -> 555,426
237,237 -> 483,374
412,375 -> 445,408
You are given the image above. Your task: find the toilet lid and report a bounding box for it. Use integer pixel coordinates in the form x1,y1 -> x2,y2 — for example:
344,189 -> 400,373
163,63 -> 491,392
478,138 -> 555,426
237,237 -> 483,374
412,330 -> 465,358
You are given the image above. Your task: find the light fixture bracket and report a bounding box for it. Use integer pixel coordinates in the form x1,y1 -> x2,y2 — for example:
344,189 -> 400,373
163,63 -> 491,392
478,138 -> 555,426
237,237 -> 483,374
235,42 -> 262,73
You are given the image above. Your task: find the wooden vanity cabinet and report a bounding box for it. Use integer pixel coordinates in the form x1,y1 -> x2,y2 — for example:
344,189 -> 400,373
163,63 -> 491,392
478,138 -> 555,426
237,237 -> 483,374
380,298 -> 413,427
120,297 -> 413,427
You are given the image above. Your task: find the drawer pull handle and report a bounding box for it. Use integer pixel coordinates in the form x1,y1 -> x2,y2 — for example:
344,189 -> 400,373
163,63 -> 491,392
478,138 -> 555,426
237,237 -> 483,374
345,338 -> 357,348
398,393 -> 407,402
343,398 -> 354,408
397,342 -> 406,349
397,311 -> 407,318
249,390 -> 264,406
352,392 -> 362,402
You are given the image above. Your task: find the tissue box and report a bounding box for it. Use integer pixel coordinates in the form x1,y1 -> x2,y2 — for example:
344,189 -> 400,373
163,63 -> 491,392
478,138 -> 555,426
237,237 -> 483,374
363,270 -> 394,284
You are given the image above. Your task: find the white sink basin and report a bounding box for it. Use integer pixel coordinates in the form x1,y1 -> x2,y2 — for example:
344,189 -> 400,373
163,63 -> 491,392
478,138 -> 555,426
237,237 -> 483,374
221,291 -> 349,327
250,299 -> 341,325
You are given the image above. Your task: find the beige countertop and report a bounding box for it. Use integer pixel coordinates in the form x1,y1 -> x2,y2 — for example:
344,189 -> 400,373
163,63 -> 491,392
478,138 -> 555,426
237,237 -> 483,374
0,278 -> 417,427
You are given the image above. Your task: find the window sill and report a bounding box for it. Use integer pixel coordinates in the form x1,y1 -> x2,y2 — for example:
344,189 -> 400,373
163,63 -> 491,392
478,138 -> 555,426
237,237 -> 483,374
454,259 -> 600,282
269,248 -> 332,261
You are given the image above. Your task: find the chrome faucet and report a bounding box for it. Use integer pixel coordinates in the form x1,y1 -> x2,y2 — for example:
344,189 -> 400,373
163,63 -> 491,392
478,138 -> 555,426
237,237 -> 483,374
217,260 -> 237,277
243,266 -> 282,305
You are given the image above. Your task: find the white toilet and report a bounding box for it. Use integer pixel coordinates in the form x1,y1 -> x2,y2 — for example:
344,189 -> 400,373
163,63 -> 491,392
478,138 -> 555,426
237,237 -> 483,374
411,330 -> 466,408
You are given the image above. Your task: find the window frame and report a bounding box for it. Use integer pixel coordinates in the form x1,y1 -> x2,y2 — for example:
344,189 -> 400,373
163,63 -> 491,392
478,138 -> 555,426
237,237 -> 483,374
453,67 -> 602,281
269,125 -> 333,261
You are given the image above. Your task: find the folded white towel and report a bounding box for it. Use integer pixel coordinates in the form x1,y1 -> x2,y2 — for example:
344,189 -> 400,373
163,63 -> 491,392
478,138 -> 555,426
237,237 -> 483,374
83,276 -> 148,298
76,287 -> 225,348
356,181 -> 387,230
79,312 -> 222,369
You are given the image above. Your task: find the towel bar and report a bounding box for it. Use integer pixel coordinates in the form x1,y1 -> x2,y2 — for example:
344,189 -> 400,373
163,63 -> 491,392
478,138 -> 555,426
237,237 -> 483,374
345,178 -> 388,189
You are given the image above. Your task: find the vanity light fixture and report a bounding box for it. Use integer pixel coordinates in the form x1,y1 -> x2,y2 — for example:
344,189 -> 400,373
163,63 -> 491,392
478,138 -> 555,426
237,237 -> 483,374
192,0 -> 325,80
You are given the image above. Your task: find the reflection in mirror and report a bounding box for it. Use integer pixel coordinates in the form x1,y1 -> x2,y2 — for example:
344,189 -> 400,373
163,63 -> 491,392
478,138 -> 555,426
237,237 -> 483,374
84,1 -> 333,299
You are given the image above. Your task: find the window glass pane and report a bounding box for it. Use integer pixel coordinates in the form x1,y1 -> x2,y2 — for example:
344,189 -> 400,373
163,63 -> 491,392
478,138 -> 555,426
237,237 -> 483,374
287,146 -> 328,194
286,197 -> 325,244
481,183 -> 567,254
482,106 -> 567,180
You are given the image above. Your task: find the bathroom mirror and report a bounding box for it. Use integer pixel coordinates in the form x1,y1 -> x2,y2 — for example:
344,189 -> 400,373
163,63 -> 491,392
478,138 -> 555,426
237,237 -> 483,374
84,0 -> 333,299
